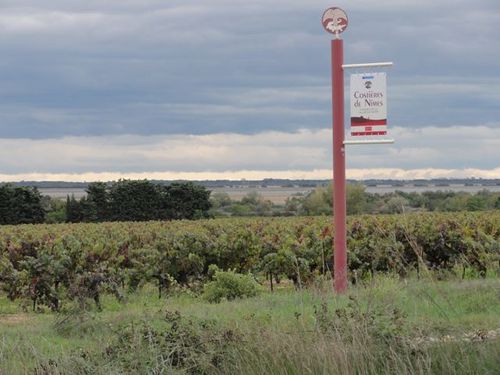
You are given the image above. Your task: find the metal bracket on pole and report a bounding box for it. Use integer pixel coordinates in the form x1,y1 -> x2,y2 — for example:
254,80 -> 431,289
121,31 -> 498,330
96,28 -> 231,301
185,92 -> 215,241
344,139 -> 395,145
342,62 -> 393,69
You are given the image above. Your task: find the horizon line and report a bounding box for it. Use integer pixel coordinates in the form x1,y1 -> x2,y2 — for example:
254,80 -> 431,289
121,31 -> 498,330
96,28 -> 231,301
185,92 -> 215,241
0,167 -> 499,183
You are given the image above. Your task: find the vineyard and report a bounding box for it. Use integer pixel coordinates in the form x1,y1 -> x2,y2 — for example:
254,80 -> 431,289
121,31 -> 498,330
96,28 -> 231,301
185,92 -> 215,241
1,211 -> 498,311
1,211 -> 499,374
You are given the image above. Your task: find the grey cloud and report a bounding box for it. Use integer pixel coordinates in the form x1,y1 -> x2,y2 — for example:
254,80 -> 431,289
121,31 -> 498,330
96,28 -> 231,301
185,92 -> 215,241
0,0 -> 498,140
0,125 -> 498,175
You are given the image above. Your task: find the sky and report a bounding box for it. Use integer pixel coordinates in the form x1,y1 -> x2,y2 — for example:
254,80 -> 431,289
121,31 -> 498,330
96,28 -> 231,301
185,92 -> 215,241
0,0 -> 499,182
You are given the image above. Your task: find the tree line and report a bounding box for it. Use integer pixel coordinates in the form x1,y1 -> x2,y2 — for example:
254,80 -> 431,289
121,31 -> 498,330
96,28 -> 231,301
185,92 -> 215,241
1,181 -> 499,225
210,184 -> 500,217
0,180 -> 212,225
65,180 -> 211,222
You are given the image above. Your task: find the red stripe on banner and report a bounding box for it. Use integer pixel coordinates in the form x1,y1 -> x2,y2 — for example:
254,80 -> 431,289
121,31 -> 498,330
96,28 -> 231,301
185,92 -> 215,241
351,131 -> 388,136
350,119 -> 387,126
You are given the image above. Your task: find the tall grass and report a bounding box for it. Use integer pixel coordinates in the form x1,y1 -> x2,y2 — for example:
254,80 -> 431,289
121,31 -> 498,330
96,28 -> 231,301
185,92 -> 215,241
1,277 -> 499,374
224,330 -> 500,375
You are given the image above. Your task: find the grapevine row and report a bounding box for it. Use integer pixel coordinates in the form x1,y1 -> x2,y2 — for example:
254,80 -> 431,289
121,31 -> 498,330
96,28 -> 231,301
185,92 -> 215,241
0,212 -> 498,310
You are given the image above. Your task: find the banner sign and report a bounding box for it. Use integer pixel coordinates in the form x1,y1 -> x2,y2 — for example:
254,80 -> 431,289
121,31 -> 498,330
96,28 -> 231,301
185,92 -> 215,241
350,72 -> 387,136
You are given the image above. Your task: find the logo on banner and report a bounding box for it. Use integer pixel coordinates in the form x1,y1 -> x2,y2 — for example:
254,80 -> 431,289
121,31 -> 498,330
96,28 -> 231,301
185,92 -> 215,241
350,72 -> 387,136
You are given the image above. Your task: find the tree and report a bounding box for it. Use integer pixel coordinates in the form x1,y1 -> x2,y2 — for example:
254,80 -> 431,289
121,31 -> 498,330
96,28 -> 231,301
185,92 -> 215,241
0,185 -> 45,225
237,192 -> 273,216
0,185 -> 15,224
210,192 -> 232,209
466,195 -> 487,211
346,183 -> 367,215
108,180 -> 161,221
381,195 -> 409,214
60,180 -> 212,223
283,195 -> 303,216
229,203 -> 254,216
42,196 -> 66,223
13,187 -> 45,224
440,193 -> 469,212
85,182 -> 109,221
162,182 -> 212,220
65,195 -> 83,223
301,186 -> 332,215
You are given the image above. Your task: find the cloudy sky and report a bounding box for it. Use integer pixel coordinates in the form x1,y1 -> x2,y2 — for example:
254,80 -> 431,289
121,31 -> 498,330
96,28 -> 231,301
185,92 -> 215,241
0,0 -> 499,181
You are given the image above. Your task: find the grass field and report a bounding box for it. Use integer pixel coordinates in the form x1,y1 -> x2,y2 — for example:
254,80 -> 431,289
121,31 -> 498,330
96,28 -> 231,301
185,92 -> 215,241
1,276 -> 499,374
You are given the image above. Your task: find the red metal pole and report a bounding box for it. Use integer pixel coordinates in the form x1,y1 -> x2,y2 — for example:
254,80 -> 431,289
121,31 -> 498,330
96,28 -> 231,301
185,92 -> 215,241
331,38 -> 347,293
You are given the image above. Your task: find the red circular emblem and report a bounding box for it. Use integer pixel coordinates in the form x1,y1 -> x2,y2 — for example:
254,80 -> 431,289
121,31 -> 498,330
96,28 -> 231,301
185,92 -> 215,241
322,7 -> 348,35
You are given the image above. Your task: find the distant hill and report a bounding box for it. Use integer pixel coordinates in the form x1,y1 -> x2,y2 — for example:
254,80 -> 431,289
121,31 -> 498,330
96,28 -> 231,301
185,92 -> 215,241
2,178 -> 499,189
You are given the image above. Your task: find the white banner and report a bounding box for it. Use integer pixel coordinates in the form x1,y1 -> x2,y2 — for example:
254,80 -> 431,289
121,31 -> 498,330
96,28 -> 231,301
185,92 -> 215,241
350,72 -> 387,136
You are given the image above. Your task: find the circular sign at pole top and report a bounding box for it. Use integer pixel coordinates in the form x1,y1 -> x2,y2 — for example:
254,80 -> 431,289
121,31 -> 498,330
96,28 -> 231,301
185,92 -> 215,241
322,7 -> 348,36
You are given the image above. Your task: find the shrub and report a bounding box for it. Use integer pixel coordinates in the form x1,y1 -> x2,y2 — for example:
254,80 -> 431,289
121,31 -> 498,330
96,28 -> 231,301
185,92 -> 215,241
203,270 -> 260,303
35,311 -> 240,374
103,311 -> 238,374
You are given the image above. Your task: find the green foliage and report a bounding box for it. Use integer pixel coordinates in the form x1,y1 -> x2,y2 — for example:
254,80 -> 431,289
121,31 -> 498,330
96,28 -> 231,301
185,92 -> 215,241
314,297 -> 408,342
346,183 -> 368,215
0,184 -> 45,225
65,195 -> 83,223
219,185 -> 500,217
42,196 -> 66,223
2,278 -> 499,375
223,192 -> 273,217
466,195 -> 487,211
210,192 -> 232,209
381,195 -> 410,214
203,270 -> 261,303
108,180 -> 162,221
0,212 -> 498,309
163,181 -> 212,220
30,309 -> 239,374
85,182 -> 109,221
64,180 -> 212,223
228,203 -> 255,216
301,185 -> 332,215
103,311 -> 238,374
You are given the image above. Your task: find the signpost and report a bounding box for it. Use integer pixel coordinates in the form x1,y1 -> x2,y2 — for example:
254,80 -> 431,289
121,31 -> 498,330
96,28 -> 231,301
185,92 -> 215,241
322,7 -> 394,293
